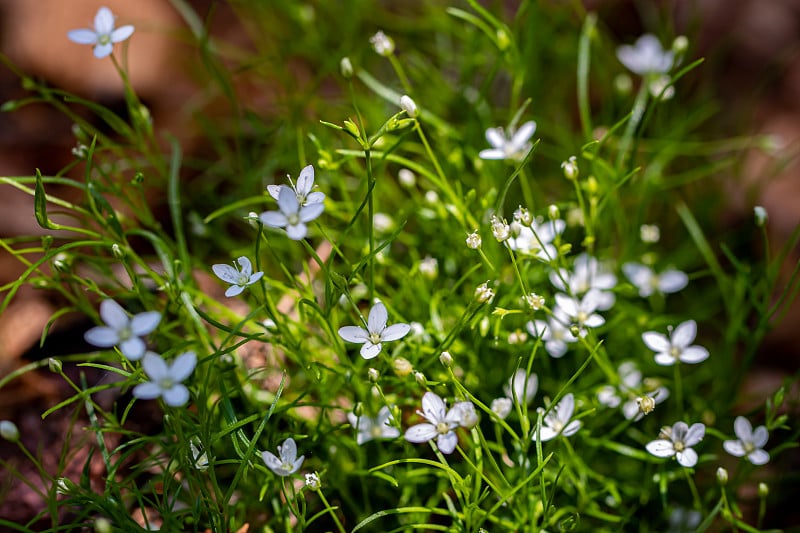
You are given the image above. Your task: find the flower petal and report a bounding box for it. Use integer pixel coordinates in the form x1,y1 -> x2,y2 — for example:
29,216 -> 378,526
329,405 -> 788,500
260,210 -> 288,228
93,42 -> 114,58
679,346 -> 709,364
672,422 -> 689,442
404,423 -> 437,443
299,202 -> 324,223
119,337 -> 146,360
642,332 -> 669,352
360,342 -> 382,359
267,184 -> 283,201
142,352 -> 169,381
676,448 -> 698,467
733,416 -> 753,441
338,326 -> 369,343
133,382 -> 162,400
671,320 -> 697,348
130,311 -> 161,336
484,128 -> 506,149
561,420 -> 582,437
277,185 -> 299,215
380,323 -> 410,342
169,351 -> 197,382
367,302 -> 388,334
162,385 -> 190,407
478,148 -> 505,160
225,285 -> 245,297
84,326 -> 119,348
67,29 -> 98,44
653,352 -> 676,366
747,449 -> 769,465
261,451 -> 283,472
306,191 -> 326,204
248,272 -> 264,285
285,223 -> 307,240
99,299 -> 129,329
751,425 -> 769,448
213,264 -> 240,284
421,392 -> 446,422
683,423 -> 705,447
658,270 -> 688,293
646,440 -> 675,458
723,440 -> 746,457
280,438 -> 298,463
111,25 -> 135,43
235,256 -> 253,277
557,393 -> 575,420
511,121 -> 536,147
296,165 -> 314,195
537,427 -> 558,441
94,7 -> 115,34
436,432 -> 458,454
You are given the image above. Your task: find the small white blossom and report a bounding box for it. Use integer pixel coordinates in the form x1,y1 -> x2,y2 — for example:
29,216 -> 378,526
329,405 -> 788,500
451,401 -> 479,428
639,224 -> 661,243
596,362 -> 669,421
616,34 -> 674,76
754,206 -> 768,227
554,290 -> 606,335
466,231 -> 482,249
646,421 -> 705,467
212,256 -> 264,297
490,216 -> 510,242
513,206 -> 533,226
475,282 -> 495,303
723,416 -> 769,465
347,406 -> 400,445
526,312 -> 577,358
67,7 -> 134,59
133,351 -> 197,407
419,256 -> 438,279
549,254 -> 617,310
507,329 -> 527,344
479,121 -> 536,161
84,299 -> 161,361
504,369 -> 538,404
373,213 -> 395,233
491,398 -> 513,419
523,293 -> 545,310
338,301 -> 411,359
623,262 -> 688,297
398,168 -> 416,187
642,320 -> 709,366
370,30 -> 395,56
561,156 -> 579,180
267,165 -> 325,207
262,437 -> 304,476
536,393 -> 581,441
404,392 -> 473,454
305,472 -> 320,490
260,185 -> 324,240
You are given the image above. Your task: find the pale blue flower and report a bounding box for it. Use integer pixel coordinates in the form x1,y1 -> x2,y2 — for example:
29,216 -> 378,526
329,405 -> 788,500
405,392 -> 473,454
267,165 -> 325,207
479,121 -> 536,161
260,185 -> 324,240
348,406 -> 400,445
642,320 -> 709,366
262,437 -> 304,476
616,34 -> 674,76
84,299 -> 161,361
623,262 -> 688,297
723,417 -> 769,465
212,256 -> 263,297
646,421 -> 705,467
133,351 -> 196,407
67,7 -> 134,58
536,393 -> 581,441
338,302 -> 410,359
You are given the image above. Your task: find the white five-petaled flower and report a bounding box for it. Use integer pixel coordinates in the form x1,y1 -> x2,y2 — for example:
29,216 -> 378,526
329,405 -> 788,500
338,301 -> 411,359
133,351 -> 197,407
642,320 -> 709,366
479,121 -> 536,161
212,256 -> 264,297
616,34 -> 674,76
404,392 -> 473,454
347,406 -> 401,445
554,289 -> 606,335
267,165 -> 325,207
549,254 -> 617,310
84,299 -> 161,361
260,185 -> 324,240
526,311 -> 578,358
67,7 -> 135,59
723,416 -> 769,465
504,369 -> 538,405
262,437 -> 304,476
623,262 -> 688,298
646,421 -> 705,467
536,393 -> 581,441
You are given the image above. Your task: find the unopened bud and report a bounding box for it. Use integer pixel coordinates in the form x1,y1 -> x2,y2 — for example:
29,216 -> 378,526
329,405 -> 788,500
754,206 -> 768,227
340,57 -> 353,78
758,482 -> 769,498
48,358 -> 62,374
370,31 -> 395,56
672,35 -> 689,55
561,156 -> 579,180
716,467 -> 728,486
392,357 -> 413,377
94,518 -> 113,533
414,371 -> 427,386
399,95 -> 418,118
0,420 -> 19,442
548,205 -> 560,220
111,243 -> 125,259
439,351 -> 453,367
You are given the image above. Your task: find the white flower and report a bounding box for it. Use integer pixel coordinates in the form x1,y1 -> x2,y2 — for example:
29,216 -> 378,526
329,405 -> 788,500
642,320 -> 709,366
267,165 -> 325,207
723,416 -> 769,465
479,121 -> 536,161
370,30 -> 395,56
504,370 -> 538,405
338,301 -> 411,359
597,362 -> 668,420
754,205 -> 768,227
475,282 -> 495,303
84,299 -> 161,361
305,472 -> 320,490
491,398 -> 513,419
549,254 -> 617,310
67,7 -> 135,58
639,224 -> 661,243
523,292 -> 545,310
561,156 -> 579,180
260,184 -> 324,240
262,437 -> 304,476
419,256 -> 438,279
450,401 -> 479,428
646,421 -> 705,467
623,262 -> 688,297
536,393 -> 581,441
526,312 -> 577,358
347,406 -> 400,445
212,256 -> 264,297
404,392 -> 471,454
490,216 -> 510,242
466,231 -> 482,249
616,34 -> 674,76
554,290 -> 606,335
133,351 -> 196,407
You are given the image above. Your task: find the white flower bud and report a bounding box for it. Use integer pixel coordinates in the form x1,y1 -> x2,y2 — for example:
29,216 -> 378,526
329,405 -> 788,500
759,482 -> 769,497
547,205 -> 560,220
368,368 -> 380,382
672,35 -> 689,55
370,31 -> 395,56
475,282 -> 495,303
398,168 -> 416,187
561,156 -> 579,180
419,256 -> 438,279
393,357 -> 413,377
414,371 -> 427,386
0,420 -> 19,442
513,206 -> 533,226
754,206 -> 768,227
340,57 -> 353,78
491,216 -> 510,242
716,467 -> 728,486
399,95 -> 418,118
48,358 -> 62,373
491,397 -> 512,419
439,351 -> 453,367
